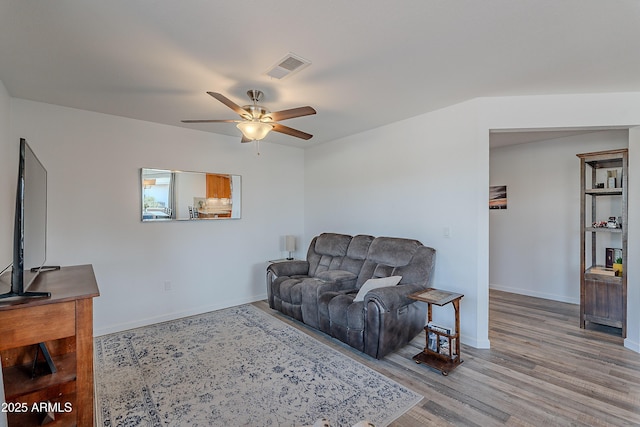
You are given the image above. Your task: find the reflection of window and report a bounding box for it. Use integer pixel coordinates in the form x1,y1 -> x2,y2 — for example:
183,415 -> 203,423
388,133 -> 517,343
142,170 -> 175,219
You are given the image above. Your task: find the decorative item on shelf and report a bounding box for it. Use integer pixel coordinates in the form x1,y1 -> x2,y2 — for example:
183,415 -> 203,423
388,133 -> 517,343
613,257 -> 623,277
607,217 -> 619,229
607,170 -> 617,188
285,235 -> 296,260
606,248 -> 623,268
595,182 -> 605,188
606,248 -> 615,268
590,266 -> 616,276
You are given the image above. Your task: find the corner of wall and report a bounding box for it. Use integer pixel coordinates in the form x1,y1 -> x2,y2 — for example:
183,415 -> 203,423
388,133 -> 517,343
625,127 -> 640,352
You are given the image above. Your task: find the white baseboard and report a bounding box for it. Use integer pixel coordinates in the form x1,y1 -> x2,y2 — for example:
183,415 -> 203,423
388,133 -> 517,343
624,337 -> 640,353
94,293 -> 268,337
489,284 -> 579,305
461,334 -> 490,349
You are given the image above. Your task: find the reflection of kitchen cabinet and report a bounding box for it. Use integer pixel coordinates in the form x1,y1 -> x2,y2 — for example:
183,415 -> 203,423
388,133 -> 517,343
577,149 -> 627,337
206,174 -> 231,199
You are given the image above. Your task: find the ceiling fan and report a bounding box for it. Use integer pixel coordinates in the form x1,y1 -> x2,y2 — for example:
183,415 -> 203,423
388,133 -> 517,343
182,90 -> 316,142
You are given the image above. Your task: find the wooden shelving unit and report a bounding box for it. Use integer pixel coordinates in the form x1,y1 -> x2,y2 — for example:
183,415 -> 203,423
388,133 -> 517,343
0,265 -> 99,426
577,149 -> 628,336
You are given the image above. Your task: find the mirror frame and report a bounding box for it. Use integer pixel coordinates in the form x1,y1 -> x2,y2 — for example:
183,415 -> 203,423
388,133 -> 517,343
140,168 -> 242,221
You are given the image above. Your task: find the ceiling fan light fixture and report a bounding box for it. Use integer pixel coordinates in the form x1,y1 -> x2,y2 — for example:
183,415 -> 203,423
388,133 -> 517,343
236,120 -> 273,141
183,90 -> 315,142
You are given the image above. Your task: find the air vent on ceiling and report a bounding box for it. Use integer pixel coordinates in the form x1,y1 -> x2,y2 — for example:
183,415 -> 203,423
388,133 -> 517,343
266,52 -> 311,79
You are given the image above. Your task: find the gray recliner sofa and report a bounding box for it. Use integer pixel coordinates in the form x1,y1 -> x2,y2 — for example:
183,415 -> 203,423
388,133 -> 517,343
267,233 -> 436,359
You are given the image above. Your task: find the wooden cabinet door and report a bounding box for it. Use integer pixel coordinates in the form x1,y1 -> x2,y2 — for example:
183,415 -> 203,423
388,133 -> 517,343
584,276 -> 623,328
206,174 -> 217,198
206,174 -> 231,198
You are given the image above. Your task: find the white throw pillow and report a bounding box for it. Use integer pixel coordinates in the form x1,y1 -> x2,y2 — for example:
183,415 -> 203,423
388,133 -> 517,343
353,276 -> 402,302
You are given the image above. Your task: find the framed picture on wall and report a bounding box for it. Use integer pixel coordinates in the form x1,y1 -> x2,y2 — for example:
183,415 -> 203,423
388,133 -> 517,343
489,185 -> 507,210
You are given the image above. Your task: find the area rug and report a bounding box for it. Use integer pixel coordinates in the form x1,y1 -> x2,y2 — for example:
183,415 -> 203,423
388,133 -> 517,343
94,304 -> 422,427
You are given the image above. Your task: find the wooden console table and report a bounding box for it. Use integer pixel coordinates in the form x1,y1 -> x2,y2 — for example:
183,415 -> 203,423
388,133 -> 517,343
409,288 -> 463,376
0,264 -> 99,426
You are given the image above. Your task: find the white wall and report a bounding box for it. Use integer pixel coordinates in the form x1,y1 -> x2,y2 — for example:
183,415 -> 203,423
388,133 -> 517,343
4,90 -> 640,353
305,92 -> 640,351
489,130 -> 628,303
8,99 -> 305,335
305,100 -> 490,348
0,81 -> 12,267
626,127 -> 640,352
481,93 -> 640,352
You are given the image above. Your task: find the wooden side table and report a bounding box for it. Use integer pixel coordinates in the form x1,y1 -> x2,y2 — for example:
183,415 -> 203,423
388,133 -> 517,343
268,258 -> 299,263
409,288 -> 463,375
0,265 -> 100,426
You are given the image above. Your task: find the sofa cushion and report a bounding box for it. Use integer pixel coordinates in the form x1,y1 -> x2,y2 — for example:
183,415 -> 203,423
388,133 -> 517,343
353,275 -> 402,302
391,246 -> 436,285
315,270 -> 357,283
367,237 -> 421,267
308,233 -> 352,277
279,277 -> 306,305
346,235 -> 374,260
314,233 -> 351,256
339,235 -> 375,277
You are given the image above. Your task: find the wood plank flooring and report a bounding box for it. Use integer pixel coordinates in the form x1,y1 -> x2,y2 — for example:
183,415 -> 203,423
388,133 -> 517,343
253,290 -> 640,426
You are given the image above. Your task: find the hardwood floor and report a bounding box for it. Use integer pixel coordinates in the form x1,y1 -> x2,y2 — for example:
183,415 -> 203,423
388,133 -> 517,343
254,290 -> 640,426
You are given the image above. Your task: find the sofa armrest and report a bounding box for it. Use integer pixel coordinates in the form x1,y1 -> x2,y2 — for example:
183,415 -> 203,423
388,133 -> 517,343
364,283 -> 428,359
268,260 -> 310,278
364,283 -> 424,312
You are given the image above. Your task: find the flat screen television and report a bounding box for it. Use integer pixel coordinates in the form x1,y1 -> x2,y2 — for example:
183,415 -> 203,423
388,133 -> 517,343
0,138 -> 53,300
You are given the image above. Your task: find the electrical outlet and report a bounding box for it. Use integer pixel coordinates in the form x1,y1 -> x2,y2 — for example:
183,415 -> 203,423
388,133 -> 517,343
164,281 -> 172,291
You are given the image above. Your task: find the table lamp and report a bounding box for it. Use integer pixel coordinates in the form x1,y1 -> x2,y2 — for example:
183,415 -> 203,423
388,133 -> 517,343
285,235 -> 296,260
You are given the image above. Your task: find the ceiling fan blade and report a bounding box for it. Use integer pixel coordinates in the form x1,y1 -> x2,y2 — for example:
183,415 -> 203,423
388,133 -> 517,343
207,92 -> 250,118
181,119 -> 239,123
267,106 -> 316,122
272,123 -> 313,140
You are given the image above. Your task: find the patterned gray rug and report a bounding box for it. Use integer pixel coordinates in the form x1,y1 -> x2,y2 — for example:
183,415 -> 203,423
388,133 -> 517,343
94,304 -> 422,427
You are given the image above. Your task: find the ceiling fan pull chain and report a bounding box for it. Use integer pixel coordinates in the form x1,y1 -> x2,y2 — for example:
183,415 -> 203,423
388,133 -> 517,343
255,140 -> 261,156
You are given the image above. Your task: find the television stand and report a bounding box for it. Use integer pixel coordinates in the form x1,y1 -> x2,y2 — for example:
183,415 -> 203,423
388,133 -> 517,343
0,289 -> 51,300
0,264 -> 100,426
30,265 -> 61,273
31,342 -> 57,377
0,265 -> 62,299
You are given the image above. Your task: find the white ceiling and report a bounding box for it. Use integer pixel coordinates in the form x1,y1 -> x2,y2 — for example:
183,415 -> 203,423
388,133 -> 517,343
1,1 -> 639,147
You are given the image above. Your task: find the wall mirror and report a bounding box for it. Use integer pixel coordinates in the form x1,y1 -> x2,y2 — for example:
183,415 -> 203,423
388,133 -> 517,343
141,168 -> 241,221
